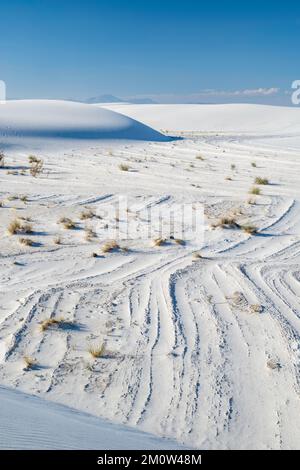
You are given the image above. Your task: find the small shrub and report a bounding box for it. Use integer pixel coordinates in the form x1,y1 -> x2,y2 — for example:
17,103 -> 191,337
30,158 -> 44,177
28,155 -> 40,164
19,237 -> 34,246
195,155 -> 205,160
101,240 -> 119,253
58,217 -> 76,230
84,227 -> 96,241
241,225 -> 257,235
119,163 -> 129,171
80,209 -> 95,220
231,164 -> 236,170
40,317 -> 73,332
251,162 -> 257,167
249,186 -> 261,195
212,217 -> 239,229
255,177 -> 269,185
249,304 -> 264,314
153,238 -> 166,247
88,344 -> 105,358
24,356 -> 36,370
7,218 -> 33,235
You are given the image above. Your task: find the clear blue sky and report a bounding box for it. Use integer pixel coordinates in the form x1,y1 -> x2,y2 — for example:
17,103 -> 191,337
0,0 -> 299,103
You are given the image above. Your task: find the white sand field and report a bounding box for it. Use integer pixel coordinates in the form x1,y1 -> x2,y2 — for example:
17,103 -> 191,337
0,100 -> 300,449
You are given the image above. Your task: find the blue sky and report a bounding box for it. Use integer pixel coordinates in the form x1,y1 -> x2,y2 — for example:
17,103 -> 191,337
0,0 -> 299,104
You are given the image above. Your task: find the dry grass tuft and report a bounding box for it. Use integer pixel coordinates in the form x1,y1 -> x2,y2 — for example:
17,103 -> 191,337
249,186 -> 261,195
88,344 -> 105,358
53,236 -> 62,245
174,238 -> 185,245
24,356 -> 37,370
19,237 -> 34,246
119,163 -> 130,171
254,177 -> 269,185
249,304 -> 264,314
29,157 -> 44,177
212,216 -> 239,229
153,238 -> 166,247
192,252 -> 203,259
84,227 -> 96,241
40,317 -> 72,332
101,240 -> 119,253
241,224 -> 257,235
58,217 -> 76,230
7,218 -> 33,235
195,154 -> 205,160
80,209 -> 95,220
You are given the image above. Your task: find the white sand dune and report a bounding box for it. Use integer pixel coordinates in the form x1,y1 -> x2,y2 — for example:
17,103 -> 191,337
0,102 -> 300,449
0,386 -> 184,449
102,103 -> 300,135
0,100 -> 169,141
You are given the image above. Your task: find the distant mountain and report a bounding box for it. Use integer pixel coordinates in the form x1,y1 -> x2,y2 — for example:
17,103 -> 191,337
128,97 -> 157,104
84,95 -> 157,104
85,94 -> 124,104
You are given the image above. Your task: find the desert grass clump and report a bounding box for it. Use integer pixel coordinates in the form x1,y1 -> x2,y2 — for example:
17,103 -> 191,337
241,225 -> 257,235
84,227 -> 96,241
249,186 -> 261,196
231,164 -> 236,170
195,154 -> 205,160
7,218 -> 33,235
192,252 -> 203,259
58,217 -> 76,230
88,344 -> 105,358
20,195 -> 28,203
28,155 -> 40,164
213,216 -> 239,229
251,162 -> 257,167
249,304 -> 264,314
101,240 -> 119,253
23,356 -> 37,370
153,237 -> 166,247
19,237 -> 34,246
29,157 -> 44,177
40,316 -> 73,332
254,177 -> 269,185
174,238 -> 185,245
119,163 -> 130,171
80,209 -> 95,220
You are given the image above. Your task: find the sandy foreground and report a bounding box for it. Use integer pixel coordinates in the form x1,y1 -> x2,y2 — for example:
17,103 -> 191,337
0,101 -> 300,449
